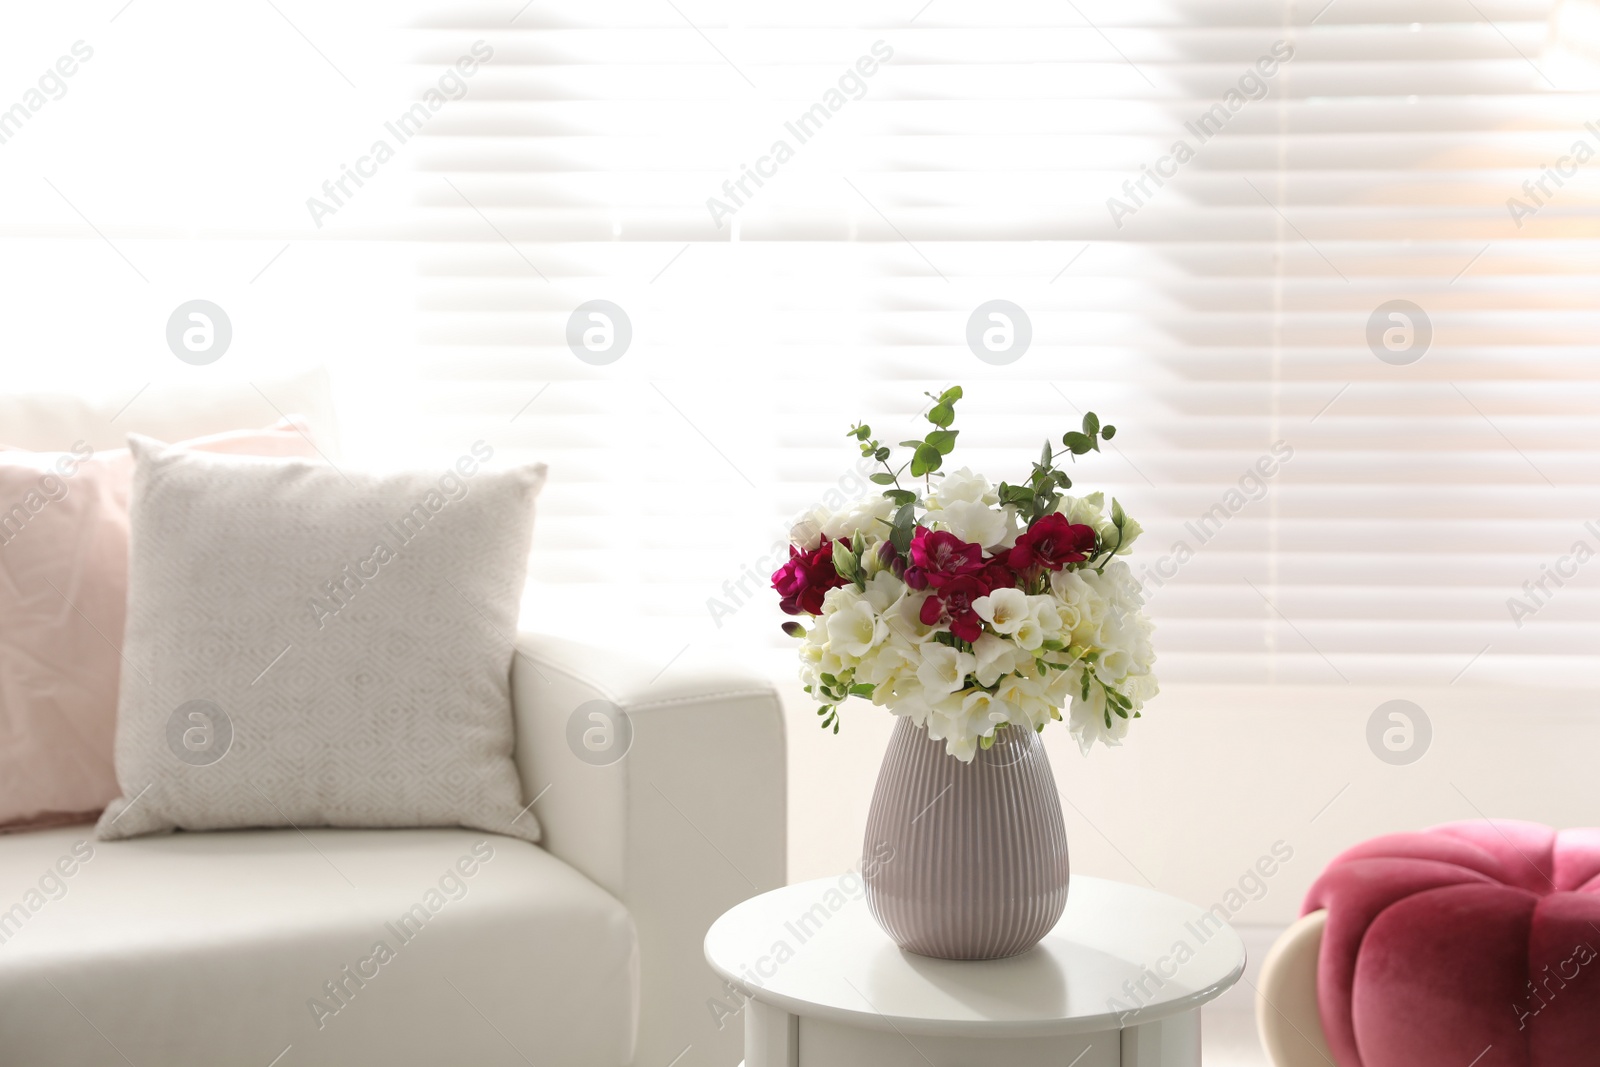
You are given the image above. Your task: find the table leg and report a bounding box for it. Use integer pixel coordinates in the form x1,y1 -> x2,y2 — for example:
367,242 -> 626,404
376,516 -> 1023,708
1121,1010 -> 1201,1066
744,1000 -> 799,1067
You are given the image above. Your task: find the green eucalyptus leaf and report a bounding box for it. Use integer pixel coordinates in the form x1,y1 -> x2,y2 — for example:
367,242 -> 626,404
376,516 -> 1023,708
1082,412 -> 1100,436
889,502 -> 916,555
870,472 -> 897,485
926,429 -> 958,455
1102,425 -> 1117,440
911,443 -> 942,477
927,403 -> 954,428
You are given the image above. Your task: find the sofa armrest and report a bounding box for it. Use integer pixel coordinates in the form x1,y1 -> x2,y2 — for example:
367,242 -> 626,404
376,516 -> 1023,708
510,632 -> 786,1067
1257,909 -> 1334,1067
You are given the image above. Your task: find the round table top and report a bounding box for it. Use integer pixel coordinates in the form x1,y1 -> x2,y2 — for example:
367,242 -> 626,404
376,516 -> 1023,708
704,874 -> 1246,1038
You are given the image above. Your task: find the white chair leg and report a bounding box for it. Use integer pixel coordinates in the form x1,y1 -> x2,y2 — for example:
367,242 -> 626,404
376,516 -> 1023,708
1256,910 -> 1336,1067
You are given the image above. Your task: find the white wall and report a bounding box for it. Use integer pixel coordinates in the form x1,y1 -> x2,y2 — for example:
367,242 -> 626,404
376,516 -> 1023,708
778,672 -> 1600,926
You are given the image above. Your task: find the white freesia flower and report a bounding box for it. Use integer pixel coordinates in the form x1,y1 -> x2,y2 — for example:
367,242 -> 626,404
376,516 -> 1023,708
940,728 -> 979,763
1056,492 -> 1111,538
1012,613 -> 1047,652
1029,596 -> 1065,638
823,494 -> 896,544
790,516 -> 823,552
993,669 -> 1045,710
1050,568 -> 1105,635
797,634 -> 825,692
973,587 -> 1029,635
964,688 -> 1023,728
825,598 -> 886,659
898,700 -> 935,730
928,466 -> 997,508
857,634 -> 919,688
1054,490 -> 1142,555
929,498 -> 1008,549
820,584 -> 862,613
862,569 -> 906,613
1110,512 -> 1143,554
1043,662 -> 1080,709
995,504 -> 1023,550
882,589 -> 938,644
971,632 -> 1020,687
916,644 -> 977,698
1068,683 -> 1130,752
1080,560 -> 1145,622
925,691 -> 997,764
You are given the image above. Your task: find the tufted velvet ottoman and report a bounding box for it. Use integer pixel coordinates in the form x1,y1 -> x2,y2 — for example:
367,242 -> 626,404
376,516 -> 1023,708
1257,821 -> 1600,1067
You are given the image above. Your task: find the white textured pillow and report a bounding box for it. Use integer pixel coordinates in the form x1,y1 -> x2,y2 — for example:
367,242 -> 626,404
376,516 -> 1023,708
96,436 -> 546,843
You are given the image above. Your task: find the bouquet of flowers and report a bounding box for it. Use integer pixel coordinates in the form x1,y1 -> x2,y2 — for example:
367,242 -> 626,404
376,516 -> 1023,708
772,387 -> 1157,761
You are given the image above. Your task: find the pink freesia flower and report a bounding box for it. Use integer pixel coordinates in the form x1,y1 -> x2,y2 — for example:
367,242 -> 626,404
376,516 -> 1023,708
907,527 -> 985,589
772,536 -> 850,615
1005,513 -> 1096,571
919,573 -> 991,642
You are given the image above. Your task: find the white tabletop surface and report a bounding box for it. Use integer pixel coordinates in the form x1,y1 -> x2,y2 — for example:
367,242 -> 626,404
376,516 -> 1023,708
704,875 -> 1246,1037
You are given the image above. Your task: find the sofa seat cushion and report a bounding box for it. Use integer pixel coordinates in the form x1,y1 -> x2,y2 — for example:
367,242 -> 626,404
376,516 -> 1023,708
0,826 -> 637,1066
1303,820 -> 1600,1067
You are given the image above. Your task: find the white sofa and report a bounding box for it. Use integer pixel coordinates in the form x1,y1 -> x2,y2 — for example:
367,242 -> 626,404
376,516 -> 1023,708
0,379 -> 787,1066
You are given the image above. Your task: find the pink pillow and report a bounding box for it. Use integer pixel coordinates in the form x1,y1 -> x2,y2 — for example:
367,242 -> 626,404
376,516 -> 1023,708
0,424 -> 319,831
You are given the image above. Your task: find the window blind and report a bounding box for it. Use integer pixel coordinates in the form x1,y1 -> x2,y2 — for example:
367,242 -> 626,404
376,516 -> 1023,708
403,0 -> 1600,687
1,0 -> 1592,688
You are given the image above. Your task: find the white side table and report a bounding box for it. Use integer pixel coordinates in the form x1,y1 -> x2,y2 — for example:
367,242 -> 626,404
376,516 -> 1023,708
705,875 -> 1245,1067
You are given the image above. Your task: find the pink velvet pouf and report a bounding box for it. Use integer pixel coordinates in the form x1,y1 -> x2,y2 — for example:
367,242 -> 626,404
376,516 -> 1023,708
1304,821 -> 1600,1067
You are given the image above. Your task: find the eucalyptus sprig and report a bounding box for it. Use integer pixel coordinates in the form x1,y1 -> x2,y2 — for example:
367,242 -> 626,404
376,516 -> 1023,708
849,386 -> 967,558
995,411 -> 1116,527
848,385 -> 964,503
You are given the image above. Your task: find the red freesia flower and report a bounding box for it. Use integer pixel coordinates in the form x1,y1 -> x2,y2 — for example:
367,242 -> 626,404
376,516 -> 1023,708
772,536 -> 850,616
1005,514 -> 1096,571
919,573 -> 989,642
981,559 -> 1018,593
907,528 -> 985,590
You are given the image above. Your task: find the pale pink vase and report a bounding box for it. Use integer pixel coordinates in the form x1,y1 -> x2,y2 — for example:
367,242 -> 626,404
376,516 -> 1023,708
862,717 -> 1070,960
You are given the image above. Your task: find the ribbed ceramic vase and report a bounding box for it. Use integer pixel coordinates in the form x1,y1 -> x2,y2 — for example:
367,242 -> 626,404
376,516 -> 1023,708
862,717 -> 1070,960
